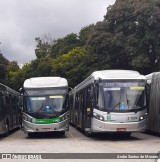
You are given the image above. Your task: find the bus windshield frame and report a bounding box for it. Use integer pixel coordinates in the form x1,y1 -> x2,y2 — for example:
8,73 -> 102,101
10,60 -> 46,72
98,79 -> 147,112
23,87 -> 68,117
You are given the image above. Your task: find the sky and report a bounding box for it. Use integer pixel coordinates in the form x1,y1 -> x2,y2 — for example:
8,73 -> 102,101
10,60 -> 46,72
0,0 -> 116,65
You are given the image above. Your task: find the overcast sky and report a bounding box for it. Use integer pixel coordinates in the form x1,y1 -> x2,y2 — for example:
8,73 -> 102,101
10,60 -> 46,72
0,0 -> 116,65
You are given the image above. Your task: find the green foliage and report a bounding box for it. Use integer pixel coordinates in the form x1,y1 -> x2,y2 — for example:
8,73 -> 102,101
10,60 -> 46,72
78,24 -> 95,46
87,22 -> 131,70
51,33 -> 80,58
7,61 -> 20,72
87,0 -> 160,74
35,36 -> 53,59
114,0 -> 160,72
0,53 -> 9,83
52,47 -> 96,87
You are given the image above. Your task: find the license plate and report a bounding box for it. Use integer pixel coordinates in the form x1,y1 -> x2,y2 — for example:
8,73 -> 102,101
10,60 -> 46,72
117,128 -> 126,132
128,116 -> 138,121
42,128 -> 50,131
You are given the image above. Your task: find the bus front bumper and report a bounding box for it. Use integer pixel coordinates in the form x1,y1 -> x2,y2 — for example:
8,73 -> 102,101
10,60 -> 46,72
91,118 -> 146,133
22,119 -> 69,133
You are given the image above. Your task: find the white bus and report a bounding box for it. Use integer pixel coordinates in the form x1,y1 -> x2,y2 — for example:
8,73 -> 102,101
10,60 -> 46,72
0,83 -> 20,136
20,77 -> 69,136
69,70 -> 147,136
146,72 -> 160,134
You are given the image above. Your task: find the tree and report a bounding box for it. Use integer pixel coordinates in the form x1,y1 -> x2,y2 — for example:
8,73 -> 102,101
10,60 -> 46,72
103,0 -> 160,73
87,21 -> 131,70
35,34 -> 54,59
36,58 -> 53,76
7,61 -> 20,72
50,33 -> 80,58
78,24 -> 95,46
0,53 -> 9,83
52,47 -> 96,87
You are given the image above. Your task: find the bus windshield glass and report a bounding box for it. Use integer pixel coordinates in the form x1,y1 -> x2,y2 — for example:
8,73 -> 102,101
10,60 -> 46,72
99,81 -> 146,112
23,88 -> 68,114
24,95 -> 66,113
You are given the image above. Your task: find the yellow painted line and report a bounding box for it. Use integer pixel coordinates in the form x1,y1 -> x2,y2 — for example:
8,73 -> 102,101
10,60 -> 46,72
68,131 -> 81,146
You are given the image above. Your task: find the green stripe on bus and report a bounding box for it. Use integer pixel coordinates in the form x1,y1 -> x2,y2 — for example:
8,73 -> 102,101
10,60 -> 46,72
32,117 -> 61,124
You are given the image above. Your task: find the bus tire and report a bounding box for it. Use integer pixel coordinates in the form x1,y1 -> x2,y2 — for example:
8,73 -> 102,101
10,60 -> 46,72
27,132 -> 33,137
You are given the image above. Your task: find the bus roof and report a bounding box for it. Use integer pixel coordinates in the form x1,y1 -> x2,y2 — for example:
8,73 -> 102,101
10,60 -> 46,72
91,70 -> 145,80
72,70 -> 146,93
0,83 -> 19,95
23,77 -> 68,89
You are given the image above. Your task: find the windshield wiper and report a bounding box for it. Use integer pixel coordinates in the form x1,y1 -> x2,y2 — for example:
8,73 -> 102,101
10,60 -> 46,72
126,91 -> 143,109
106,101 -> 121,113
33,102 -> 45,117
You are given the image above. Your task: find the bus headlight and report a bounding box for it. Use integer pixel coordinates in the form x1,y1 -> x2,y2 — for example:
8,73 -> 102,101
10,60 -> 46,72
139,113 -> 147,121
93,113 -> 104,121
23,114 -> 33,123
61,113 -> 69,121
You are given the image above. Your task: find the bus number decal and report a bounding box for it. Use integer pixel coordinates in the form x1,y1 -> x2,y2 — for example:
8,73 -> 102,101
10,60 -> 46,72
106,115 -> 111,121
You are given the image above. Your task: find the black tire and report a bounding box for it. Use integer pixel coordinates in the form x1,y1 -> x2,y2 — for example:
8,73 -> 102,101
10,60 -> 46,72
27,132 -> 33,137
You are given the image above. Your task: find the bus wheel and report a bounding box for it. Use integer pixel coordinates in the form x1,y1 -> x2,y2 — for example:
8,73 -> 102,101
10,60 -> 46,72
27,132 -> 33,137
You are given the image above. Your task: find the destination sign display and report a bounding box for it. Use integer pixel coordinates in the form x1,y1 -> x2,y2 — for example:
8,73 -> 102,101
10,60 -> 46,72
105,82 -> 141,88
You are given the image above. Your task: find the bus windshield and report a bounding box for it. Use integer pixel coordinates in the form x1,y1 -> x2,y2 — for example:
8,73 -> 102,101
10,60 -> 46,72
99,81 -> 146,112
24,95 -> 66,113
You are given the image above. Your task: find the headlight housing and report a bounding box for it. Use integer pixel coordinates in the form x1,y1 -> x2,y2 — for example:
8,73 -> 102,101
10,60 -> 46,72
93,113 -> 104,121
61,112 -> 69,121
139,113 -> 147,121
23,113 -> 33,123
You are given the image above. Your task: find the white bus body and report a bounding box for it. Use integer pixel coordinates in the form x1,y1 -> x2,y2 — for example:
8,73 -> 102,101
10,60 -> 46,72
21,77 -> 69,136
69,70 -> 147,136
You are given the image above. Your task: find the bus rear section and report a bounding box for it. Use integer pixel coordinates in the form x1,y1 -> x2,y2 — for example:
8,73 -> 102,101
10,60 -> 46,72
20,77 -> 69,136
69,70 -> 147,136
